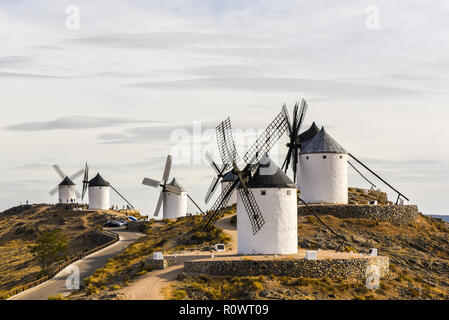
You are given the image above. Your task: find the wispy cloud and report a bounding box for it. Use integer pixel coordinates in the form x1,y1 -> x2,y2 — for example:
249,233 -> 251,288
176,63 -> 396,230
67,32 -> 263,50
0,71 -> 59,79
96,122 -> 218,144
5,116 -> 162,131
127,77 -> 428,99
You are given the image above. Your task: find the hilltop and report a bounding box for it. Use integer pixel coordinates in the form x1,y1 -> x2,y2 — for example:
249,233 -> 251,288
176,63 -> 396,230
165,212 -> 449,300
430,215 -> 449,223
70,189 -> 449,300
0,204 -> 131,298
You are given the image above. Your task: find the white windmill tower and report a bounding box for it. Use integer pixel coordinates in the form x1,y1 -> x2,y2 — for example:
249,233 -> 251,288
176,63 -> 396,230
87,173 -> 110,210
49,164 -> 84,204
142,155 -> 188,219
298,127 -> 348,204
142,155 -> 205,219
237,155 -> 298,255
80,163 -> 135,210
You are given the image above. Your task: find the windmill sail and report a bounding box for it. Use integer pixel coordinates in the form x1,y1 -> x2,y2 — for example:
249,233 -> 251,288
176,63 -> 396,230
216,118 -> 240,165
203,106 -> 289,234
49,164 -> 85,199
81,163 -> 89,201
203,151 -> 229,204
281,99 -> 309,183
154,190 -> 164,216
142,155 -> 188,217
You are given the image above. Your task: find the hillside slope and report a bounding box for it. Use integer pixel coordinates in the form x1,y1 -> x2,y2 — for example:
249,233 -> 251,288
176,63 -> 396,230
0,204 -> 127,298
169,213 -> 449,300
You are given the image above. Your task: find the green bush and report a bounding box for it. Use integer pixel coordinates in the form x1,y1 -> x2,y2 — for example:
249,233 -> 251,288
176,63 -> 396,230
172,290 -> 188,300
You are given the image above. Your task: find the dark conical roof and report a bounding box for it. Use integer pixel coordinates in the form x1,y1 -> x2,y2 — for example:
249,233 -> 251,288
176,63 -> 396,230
239,155 -> 296,189
300,127 -> 347,154
88,173 -> 109,187
59,176 -> 75,186
222,170 -> 237,182
167,178 -> 185,192
297,122 -> 320,148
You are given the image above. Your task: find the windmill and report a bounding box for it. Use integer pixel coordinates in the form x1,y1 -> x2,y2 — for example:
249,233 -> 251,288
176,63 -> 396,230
202,107 -> 290,235
49,164 -> 85,203
142,155 -> 204,219
78,163 -> 134,210
203,151 -> 229,204
281,99 -> 309,183
81,162 -> 89,202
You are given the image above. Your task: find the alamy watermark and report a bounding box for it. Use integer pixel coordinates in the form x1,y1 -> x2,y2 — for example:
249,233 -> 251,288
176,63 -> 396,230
365,5 -> 380,30
168,121 -> 283,175
365,265 -> 380,290
65,265 -> 80,290
65,5 -> 80,30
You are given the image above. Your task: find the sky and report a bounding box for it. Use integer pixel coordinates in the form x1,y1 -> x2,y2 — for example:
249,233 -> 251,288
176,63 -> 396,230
0,0 -> 448,216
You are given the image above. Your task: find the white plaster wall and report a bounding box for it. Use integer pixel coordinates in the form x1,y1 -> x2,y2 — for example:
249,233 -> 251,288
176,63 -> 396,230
237,187 -> 298,255
221,181 -> 237,204
88,186 -> 110,210
58,185 -> 77,203
299,153 -> 348,204
163,191 -> 187,219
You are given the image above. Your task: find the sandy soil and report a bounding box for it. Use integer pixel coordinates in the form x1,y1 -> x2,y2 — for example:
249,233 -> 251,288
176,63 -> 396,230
118,213 -> 238,300
117,212 -> 383,300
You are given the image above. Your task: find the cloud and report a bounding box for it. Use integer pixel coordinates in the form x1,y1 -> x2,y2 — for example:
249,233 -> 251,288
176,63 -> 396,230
0,71 -> 59,79
349,157 -> 449,181
67,32 -> 262,50
14,163 -> 49,170
95,118 -> 283,145
0,56 -> 31,67
5,116 -> 161,131
185,64 -> 272,77
127,77 -> 428,99
96,122 -> 218,144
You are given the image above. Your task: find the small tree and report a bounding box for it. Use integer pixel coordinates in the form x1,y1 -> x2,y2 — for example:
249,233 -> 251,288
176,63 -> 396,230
31,229 -> 68,273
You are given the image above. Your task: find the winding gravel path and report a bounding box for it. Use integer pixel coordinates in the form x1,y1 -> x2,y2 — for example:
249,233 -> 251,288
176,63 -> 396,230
9,228 -> 145,300
118,214 -> 237,300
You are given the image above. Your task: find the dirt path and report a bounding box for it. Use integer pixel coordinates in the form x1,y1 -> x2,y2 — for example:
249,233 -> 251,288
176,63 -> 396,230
9,228 -> 145,300
118,214 -> 237,300
216,214 -> 237,251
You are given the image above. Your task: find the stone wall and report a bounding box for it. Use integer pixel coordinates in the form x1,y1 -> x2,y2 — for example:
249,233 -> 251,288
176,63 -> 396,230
184,256 -> 389,280
298,204 -> 419,226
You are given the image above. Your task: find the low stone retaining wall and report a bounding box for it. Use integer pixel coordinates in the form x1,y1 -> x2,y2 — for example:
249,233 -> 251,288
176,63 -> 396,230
298,204 -> 419,226
184,256 -> 389,280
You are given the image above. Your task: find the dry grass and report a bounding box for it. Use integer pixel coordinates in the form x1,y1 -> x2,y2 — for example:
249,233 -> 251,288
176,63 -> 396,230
81,212 -> 233,295
169,274 -> 265,300
0,204 -> 126,298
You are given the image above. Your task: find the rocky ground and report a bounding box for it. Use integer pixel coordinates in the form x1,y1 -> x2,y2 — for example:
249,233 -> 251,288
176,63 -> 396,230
169,213 -> 449,300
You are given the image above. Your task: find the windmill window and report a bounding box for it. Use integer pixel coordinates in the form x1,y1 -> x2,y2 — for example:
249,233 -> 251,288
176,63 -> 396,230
261,190 -> 266,196
287,190 -> 291,195
323,155 -> 327,159
306,156 -> 309,160
340,155 -> 343,159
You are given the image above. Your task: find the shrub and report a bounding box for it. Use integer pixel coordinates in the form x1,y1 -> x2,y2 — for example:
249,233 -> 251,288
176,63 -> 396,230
30,229 -> 68,273
86,284 -> 99,296
172,290 -> 188,300
47,294 -> 68,300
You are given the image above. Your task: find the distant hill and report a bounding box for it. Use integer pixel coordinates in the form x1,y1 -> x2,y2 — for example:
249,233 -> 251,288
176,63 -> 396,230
429,215 -> 449,223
